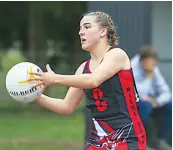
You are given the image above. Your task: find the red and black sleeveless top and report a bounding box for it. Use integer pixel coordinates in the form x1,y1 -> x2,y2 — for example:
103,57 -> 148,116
83,47 -> 146,150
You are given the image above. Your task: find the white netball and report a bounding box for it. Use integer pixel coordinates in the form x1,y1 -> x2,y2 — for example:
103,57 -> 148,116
5,62 -> 43,103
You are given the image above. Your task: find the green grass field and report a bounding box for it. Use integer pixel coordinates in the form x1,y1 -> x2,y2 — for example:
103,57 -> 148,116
0,112 -> 85,150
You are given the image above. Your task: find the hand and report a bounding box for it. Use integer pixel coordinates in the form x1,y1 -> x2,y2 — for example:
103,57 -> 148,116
144,96 -> 159,108
40,83 -> 47,93
29,64 -> 56,88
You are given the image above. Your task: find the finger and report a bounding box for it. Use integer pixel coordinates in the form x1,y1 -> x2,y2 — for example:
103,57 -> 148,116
46,64 -> 53,72
28,77 -> 41,82
42,86 -> 46,93
29,72 -> 42,76
40,84 -> 46,93
32,82 -> 43,88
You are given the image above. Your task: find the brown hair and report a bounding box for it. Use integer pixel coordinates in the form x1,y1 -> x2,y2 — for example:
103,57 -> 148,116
140,45 -> 158,60
83,11 -> 119,46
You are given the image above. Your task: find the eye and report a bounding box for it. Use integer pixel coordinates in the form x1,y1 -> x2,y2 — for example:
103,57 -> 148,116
85,25 -> 91,29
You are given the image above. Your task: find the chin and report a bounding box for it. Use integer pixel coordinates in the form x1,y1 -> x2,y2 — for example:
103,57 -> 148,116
144,69 -> 154,73
81,45 -> 91,52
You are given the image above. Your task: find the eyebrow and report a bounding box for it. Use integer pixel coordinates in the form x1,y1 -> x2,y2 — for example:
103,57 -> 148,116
83,23 -> 91,25
80,23 -> 91,28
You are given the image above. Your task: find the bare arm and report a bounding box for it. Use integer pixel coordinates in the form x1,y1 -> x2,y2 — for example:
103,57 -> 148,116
35,62 -> 86,115
53,48 -> 130,88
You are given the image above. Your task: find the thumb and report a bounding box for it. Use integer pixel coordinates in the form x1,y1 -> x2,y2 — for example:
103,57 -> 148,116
46,64 -> 53,72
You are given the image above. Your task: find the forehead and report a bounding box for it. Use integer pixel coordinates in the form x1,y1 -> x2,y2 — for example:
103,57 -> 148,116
80,15 -> 97,26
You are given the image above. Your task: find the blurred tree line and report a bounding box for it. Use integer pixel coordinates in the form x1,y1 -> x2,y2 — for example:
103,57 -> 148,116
0,1 -> 87,72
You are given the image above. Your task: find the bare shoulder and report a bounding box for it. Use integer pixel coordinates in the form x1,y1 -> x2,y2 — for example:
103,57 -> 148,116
105,48 -> 129,59
75,61 -> 88,75
104,48 -> 130,69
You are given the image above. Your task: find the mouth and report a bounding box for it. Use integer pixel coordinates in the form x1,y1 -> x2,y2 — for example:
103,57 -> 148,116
81,38 -> 86,44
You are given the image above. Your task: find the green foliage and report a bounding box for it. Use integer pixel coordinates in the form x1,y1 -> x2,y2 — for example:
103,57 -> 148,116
0,1 -> 87,74
1,49 -> 26,73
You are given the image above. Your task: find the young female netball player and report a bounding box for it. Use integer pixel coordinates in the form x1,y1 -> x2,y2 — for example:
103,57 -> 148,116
30,11 -> 147,150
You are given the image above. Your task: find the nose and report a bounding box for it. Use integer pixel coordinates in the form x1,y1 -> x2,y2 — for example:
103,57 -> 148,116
79,28 -> 84,36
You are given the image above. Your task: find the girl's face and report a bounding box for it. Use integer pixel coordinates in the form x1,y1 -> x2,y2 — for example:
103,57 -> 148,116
79,15 -> 106,51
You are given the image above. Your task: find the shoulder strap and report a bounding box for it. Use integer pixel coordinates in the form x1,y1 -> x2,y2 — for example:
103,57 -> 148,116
83,59 -> 91,73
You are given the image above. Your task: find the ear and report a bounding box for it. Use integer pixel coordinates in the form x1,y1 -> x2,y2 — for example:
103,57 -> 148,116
100,28 -> 107,38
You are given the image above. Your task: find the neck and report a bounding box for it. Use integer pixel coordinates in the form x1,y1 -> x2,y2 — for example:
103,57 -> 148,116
90,42 -> 111,62
145,71 -> 154,79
